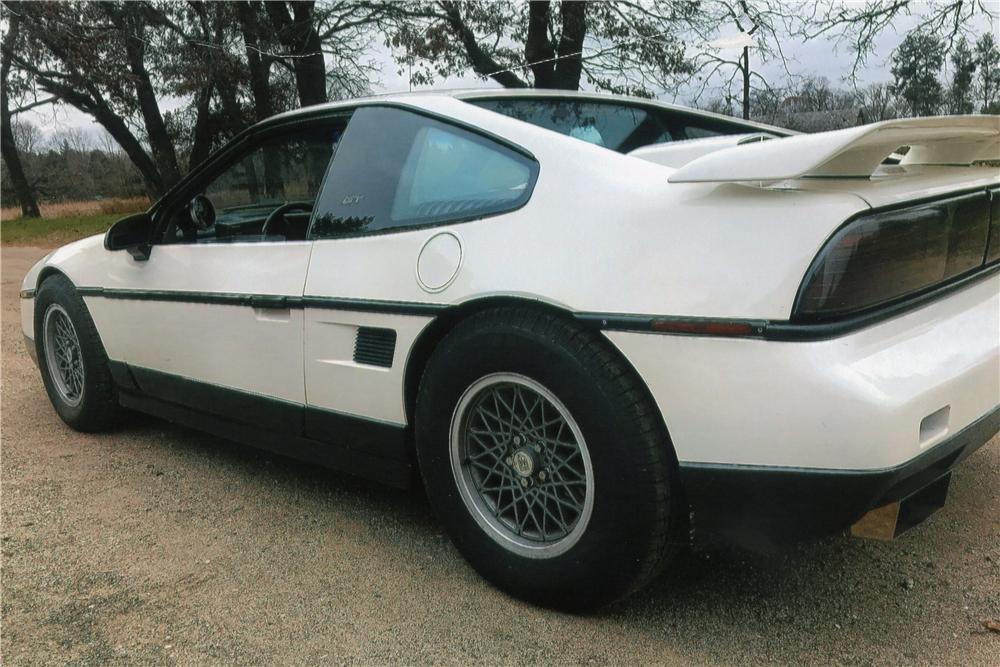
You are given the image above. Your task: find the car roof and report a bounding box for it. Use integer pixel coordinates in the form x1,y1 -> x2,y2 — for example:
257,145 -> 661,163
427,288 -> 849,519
267,88 -> 793,136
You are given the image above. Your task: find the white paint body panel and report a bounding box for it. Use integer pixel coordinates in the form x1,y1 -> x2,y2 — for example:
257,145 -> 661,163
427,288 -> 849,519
21,296 -> 35,346
607,274 -> 999,469
776,165 -> 1000,208
628,134 -> 774,169
669,115 -> 1000,182
304,309 -> 433,424
20,92 -> 1000,474
28,235 -> 312,403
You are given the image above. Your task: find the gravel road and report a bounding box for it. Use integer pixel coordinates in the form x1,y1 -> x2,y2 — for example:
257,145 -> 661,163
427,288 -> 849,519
2,245 -> 998,665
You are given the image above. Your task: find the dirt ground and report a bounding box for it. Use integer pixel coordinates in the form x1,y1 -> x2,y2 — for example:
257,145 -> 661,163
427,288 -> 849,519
2,245 -> 998,665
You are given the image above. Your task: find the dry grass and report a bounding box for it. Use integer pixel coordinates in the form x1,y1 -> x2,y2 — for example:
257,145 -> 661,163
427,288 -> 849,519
1,213 -> 125,246
0,196 -> 148,222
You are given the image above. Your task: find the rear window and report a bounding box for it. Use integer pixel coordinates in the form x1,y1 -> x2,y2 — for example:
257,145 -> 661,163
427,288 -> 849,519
471,99 -> 671,152
470,98 -> 784,151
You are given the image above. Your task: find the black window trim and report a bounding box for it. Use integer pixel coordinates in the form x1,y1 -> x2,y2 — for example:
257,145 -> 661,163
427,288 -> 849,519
305,102 -> 541,243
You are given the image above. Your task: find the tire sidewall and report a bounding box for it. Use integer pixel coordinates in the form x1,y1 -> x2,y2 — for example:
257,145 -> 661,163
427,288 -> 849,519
34,276 -> 112,428
416,315 -> 667,609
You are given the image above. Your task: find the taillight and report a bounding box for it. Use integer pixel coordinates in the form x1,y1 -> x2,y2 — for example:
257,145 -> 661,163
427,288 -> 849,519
794,191 -> 992,320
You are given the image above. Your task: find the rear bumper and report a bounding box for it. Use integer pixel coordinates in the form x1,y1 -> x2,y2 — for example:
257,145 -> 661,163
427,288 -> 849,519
678,406 -> 998,549
605,270 -> 999,550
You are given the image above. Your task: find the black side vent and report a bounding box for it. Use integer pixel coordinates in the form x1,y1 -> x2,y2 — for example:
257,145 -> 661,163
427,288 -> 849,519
353,327 -> 397,368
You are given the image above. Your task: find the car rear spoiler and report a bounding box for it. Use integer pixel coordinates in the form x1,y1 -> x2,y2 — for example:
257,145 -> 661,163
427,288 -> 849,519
668,115 -> 1000,183
628,133 -> 778,169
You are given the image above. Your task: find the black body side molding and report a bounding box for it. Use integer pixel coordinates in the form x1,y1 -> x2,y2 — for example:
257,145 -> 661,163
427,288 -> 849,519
76,261 -> 997,343
109,361 -> 412,488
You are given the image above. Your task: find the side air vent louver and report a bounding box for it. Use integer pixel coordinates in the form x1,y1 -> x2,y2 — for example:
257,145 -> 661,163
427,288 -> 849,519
353,327 -> 397,368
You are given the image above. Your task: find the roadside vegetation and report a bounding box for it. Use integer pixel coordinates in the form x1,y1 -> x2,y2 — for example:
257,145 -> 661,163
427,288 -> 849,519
0,196 -> 146,246
1,212 -> 118,246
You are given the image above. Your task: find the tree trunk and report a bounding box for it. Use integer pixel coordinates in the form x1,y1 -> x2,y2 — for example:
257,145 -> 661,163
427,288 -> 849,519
525,2 -> 556,87
189,83 -> 216,169
0,109 -> 41,218
266,1 -> 329,107
120,4 -> 182,189
290,2 -> 327,106
552,1 -> 587,90
0,14 -> 41,218
439,2 -> 528,89
238,1 -> 275,121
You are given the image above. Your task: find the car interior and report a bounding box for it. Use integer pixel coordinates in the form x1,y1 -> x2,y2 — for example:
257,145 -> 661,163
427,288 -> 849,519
164,121 -> 347,244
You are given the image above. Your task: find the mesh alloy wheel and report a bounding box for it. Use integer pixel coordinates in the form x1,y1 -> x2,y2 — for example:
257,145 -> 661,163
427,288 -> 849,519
449,373 -> 595,558
42,303 -> 85,407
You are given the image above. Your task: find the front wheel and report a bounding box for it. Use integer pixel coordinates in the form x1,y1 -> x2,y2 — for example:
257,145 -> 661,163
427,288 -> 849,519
415,308 -> 685,610
34,274 -> 120,432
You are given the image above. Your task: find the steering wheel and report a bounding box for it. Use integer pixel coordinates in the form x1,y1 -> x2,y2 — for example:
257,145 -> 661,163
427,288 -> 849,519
261,202 -> 314,239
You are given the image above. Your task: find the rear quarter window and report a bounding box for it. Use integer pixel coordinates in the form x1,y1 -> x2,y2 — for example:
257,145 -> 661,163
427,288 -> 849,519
310,106 -> 538,239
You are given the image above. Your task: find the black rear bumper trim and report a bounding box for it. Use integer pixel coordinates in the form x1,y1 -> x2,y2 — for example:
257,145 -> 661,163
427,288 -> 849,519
678,405 -> 1000,551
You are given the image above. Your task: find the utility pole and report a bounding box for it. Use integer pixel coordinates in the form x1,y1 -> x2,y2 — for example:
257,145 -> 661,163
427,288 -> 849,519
736,0 -> 759,120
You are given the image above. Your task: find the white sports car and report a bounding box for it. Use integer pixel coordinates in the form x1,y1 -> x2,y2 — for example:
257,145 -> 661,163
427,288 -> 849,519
20,90 -> 1000,610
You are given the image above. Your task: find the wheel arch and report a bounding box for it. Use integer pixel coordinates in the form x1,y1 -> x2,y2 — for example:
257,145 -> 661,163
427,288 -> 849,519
404,297 -> 556,426
401,295 -> 681,469
36,265 -> 72,289
25,267 -> 73,340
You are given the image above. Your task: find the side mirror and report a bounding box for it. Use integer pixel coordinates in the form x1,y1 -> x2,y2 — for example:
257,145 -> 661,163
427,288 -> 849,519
189,194 -> 216,229
105,212 -> 153,261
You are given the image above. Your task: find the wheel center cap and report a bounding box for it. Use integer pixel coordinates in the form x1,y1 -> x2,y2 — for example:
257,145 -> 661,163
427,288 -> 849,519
510,447 -> 537,478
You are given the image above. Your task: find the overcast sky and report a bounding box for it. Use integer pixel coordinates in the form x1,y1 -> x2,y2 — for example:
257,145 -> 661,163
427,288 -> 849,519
21,3 -> 999,142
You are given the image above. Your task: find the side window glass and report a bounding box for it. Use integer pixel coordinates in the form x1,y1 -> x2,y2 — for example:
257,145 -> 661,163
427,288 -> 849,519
311,107 -> 537,239
471,99 -> 671,152
169,123 -> 344,244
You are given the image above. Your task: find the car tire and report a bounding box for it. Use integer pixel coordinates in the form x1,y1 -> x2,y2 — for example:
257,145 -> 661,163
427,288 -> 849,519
34,274 -> 120,432
415,307 -> 685,610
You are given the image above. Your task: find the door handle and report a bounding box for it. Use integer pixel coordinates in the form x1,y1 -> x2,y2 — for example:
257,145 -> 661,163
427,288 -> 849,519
249,295 -> 288,309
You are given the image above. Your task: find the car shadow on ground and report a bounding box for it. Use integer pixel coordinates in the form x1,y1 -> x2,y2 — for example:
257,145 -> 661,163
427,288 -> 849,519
93,414 -> 997,663
115,411 -> 951,591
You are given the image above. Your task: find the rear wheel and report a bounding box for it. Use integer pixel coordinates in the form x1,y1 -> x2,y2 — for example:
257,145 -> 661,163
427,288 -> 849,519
415,307 -> 685,610
450,372 -> 595,559
35,275 -> 120,432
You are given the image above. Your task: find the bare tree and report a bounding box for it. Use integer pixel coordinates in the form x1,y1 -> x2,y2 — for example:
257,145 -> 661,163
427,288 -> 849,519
379,1 -> 692,97
856,82 -> 902,122
1,12 -> 41,217
4,0 -> 384,198
11,119 -> 42,155
797,0 -> 998,81
681,1 -> 800,120
975,32 -> 1000,113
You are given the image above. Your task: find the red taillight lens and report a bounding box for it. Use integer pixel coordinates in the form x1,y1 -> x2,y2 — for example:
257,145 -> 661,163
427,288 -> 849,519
795,191 -> 992,320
